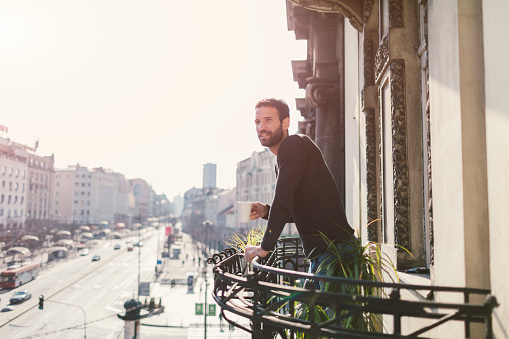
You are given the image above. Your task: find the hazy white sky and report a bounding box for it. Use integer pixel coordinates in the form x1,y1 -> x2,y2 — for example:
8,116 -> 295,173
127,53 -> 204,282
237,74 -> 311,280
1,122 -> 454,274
0,0 -> 306,199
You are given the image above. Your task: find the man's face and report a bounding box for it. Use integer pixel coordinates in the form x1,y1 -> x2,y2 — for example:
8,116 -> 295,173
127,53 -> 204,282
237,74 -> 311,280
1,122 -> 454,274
255,106 -> 287,148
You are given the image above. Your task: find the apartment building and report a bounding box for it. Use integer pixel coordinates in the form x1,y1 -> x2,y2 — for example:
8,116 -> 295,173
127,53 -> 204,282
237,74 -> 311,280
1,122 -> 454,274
53,165 -> 130,225
0,137 -> 28,239
236,149 -> 296,235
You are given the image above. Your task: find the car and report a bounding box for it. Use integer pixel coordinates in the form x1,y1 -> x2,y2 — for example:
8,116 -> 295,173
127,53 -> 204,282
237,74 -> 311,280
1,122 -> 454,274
10,290 -> 31,304
133,241 -> 143,247
127,245 -> 134,251
91,255 -> 101,261
114,244 -> 121,250
80,248 -> 89,256
1,306 -> 14,312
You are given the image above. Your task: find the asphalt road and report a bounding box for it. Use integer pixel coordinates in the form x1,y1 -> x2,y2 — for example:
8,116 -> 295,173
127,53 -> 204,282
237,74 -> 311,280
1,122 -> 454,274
0,227 -> 251,338
0,228 -> 158,339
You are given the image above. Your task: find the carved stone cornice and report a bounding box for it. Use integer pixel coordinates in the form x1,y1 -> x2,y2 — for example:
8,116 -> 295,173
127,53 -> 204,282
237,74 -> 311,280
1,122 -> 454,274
375,36 -> 389,82
365,107 -> 378,241
389,0 -> 404,28
390,59 -> 409,250
292,60 -> 313,89
305,78 -> 339,108
287,0 -> 364,31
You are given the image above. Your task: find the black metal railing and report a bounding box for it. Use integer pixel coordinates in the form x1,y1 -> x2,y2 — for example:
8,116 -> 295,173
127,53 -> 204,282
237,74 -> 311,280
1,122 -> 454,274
208,237 -> 497,339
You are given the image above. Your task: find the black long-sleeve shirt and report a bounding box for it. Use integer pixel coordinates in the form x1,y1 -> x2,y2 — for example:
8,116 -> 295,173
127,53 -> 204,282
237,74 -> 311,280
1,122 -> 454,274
260,134 -> 355,258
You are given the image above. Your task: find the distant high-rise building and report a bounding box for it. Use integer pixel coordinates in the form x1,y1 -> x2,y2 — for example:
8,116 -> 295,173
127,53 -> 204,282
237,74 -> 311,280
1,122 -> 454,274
203,163 -> 216,190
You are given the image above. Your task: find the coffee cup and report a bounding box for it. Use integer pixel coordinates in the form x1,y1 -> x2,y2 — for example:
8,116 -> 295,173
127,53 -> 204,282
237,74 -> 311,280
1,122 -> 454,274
236,202 -> 252,223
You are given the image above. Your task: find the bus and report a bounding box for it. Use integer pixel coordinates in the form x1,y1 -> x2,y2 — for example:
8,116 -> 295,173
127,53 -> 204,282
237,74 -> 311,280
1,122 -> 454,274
0,263 -> 40,289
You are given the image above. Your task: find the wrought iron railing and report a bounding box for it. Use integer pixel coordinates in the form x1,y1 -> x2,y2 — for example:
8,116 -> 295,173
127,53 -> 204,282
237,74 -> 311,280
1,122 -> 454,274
208,237 -> 497,338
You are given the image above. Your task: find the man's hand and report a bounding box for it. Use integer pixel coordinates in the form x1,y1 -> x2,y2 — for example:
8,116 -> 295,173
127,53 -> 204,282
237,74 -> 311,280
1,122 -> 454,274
244,245 -> 269,263
250,202 -> 268,220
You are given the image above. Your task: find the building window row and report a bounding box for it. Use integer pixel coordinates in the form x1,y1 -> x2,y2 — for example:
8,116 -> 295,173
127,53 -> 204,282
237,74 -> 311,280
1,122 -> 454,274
0,195 -> 24,205
1,166 -> 26,178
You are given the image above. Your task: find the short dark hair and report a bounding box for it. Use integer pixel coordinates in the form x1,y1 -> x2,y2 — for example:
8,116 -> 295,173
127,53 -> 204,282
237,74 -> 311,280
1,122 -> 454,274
255,98 -> 290,122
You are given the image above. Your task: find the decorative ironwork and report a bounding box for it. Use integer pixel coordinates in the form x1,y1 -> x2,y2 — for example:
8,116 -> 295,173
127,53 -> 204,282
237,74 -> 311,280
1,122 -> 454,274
210,237 -> 497,338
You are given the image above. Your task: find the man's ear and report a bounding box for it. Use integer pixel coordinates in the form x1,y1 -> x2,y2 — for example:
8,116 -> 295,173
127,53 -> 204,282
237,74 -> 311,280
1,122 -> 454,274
282,117 -> 290,132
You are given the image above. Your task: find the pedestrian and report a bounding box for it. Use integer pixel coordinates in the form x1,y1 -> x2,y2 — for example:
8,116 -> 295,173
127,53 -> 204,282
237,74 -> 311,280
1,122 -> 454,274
244,98 -> 356,275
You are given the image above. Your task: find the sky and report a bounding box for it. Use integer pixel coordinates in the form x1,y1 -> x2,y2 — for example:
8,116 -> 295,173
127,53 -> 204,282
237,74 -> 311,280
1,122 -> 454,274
0,0 -> 306,199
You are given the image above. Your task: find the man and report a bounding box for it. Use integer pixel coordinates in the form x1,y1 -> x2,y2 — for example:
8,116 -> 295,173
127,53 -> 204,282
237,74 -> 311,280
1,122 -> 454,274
244,98 -> 355,273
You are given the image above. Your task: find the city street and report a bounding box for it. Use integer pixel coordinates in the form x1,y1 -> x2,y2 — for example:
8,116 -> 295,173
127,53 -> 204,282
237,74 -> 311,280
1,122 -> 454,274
0,226 -> 250,338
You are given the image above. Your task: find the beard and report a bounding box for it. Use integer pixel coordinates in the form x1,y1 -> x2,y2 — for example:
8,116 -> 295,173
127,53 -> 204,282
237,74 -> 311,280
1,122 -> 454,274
258,123 -> 285,148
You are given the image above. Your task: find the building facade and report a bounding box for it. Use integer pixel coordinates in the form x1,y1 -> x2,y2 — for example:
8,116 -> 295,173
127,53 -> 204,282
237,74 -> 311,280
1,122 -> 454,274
285,0 -> 507,336
236,149 -> 297,236
202,163 -> 217,190
25,148 -> 54,236
53,165 -> 130,226
0,137 -> 29,241
128,178 -> 153,223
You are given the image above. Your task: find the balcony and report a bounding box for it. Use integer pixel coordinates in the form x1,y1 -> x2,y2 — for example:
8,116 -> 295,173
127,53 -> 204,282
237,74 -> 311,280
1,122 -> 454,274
208,237 -> 497,338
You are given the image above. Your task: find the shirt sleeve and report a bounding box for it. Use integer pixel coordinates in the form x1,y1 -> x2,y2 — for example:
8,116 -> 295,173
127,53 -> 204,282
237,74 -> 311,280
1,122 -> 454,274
260,136 -> 307,251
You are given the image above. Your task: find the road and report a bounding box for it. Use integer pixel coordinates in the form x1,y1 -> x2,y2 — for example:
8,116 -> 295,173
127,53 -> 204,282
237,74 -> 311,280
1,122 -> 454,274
0,227 -> 251,338
0,228 -> 159,339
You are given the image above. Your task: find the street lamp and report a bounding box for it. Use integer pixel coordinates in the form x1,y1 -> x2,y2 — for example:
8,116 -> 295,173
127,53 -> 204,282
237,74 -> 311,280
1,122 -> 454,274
202,220 -> 211,339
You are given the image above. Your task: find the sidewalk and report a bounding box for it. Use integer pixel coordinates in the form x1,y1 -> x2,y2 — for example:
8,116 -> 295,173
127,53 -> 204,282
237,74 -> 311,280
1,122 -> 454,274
141,235 -> 251,338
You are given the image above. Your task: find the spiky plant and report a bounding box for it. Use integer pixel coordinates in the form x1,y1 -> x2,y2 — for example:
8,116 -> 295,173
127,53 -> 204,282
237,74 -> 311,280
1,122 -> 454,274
223,226 -> 265,252
311,220 -> 411,332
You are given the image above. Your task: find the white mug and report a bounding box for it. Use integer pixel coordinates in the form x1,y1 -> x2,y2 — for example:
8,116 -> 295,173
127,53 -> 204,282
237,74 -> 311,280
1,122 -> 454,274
236,202 -> 252,223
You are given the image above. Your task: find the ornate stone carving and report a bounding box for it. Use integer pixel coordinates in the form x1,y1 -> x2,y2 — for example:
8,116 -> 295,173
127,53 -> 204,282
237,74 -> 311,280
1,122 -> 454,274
426,78 -> 434,265
364,39 -> 375,86
375,36 -> 389,82
288,0 -> 363,31
390,59 -> 409,250
365,107 -> 378,241
363,0 -> 375,24
305,79 -> 338,109
389,0 -> 404,28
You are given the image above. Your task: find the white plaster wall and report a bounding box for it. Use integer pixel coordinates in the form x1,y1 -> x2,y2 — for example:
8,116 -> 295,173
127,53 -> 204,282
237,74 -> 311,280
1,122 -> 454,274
344,22 -> 361,236
428,0 -> 466,286
483,0 -> 509,336
428,0 -> 468,337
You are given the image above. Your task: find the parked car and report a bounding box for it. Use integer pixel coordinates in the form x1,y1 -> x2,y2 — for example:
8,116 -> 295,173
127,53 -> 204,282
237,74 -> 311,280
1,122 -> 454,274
114,244 -> 121,250
91,255 -> 101,261
10,290 -> 31,304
